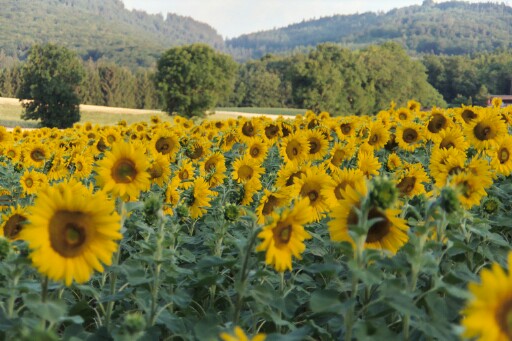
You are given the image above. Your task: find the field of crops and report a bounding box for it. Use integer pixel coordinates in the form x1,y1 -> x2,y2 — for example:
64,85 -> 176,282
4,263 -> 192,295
1,99 -> 511,340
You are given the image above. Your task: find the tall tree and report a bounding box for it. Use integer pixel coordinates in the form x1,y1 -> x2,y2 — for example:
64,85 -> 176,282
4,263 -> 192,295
18,44 -> 84,128
155,44 -> 237,117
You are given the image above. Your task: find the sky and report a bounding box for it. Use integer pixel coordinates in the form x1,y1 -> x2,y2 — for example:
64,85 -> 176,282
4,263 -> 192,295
121,0 -> 497,39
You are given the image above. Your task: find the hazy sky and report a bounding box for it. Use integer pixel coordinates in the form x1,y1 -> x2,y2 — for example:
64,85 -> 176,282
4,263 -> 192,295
121,0 -> 497,38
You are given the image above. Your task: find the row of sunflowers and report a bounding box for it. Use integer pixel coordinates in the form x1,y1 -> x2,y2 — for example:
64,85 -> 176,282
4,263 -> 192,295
0,99 -> 511,340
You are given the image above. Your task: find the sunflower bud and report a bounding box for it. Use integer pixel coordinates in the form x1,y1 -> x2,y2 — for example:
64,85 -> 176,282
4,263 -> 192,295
143,194 -> 164,225
175,204 -> 190,220
439,186 -> 461,214
121,312 -> 146,336
481,196 -> 500,215
224,203 -> 240,222
369,177 -> 397,210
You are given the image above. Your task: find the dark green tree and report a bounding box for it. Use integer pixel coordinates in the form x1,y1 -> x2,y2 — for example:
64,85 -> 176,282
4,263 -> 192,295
18,44 -> 84,128
232,59 -> 282,107
155,44 -> 237,117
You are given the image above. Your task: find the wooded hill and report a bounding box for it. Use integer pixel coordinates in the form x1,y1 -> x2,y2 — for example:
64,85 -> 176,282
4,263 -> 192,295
0,0 -> 223,68
227,1 -> 512,60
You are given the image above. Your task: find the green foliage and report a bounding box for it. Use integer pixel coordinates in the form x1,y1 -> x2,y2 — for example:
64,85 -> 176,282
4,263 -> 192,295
156,44 -> 238,117
228,1 -> 512,60
18,44 -> 84,128
0,0 -> 223,69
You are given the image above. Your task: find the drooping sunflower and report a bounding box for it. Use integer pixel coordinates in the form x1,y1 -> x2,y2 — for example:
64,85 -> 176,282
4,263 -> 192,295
1,205 -> 27,241
386,152 -> 402,171
200,152 -> 227,188
274,161 -> 310,190
95,141 -> 151,199
186,177 -> 216,219
324,140 -> 357,173
322,168 -> 367,208
238,119 -> 262,143
489,135 -> 512,176
164,176 -> 181,215
150,130 -> 180,160
396,122 -> 424,152
450,171 -> 488,209
176,159 -> 195,189
147,153 -> 172,187
20,181 -> 122,286
465,109 -> 508,150
461,252 -> 512,341
436,126 -> 469,152
357,151 -> 381,178
256,199 -> 314,272
255,189 -> 288,224
328,185 -> 409,255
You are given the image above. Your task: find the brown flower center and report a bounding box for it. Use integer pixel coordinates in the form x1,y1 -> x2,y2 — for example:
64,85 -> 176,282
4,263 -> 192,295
205,159 -> 217,173
397,176 -> 416,195
186,145 -> 204,160
461,109 -> 477,123
179,169 -> 189,180
334,182 -> 350,200
439,138 -> 455,149
24,178 -> 34,188
155,137 -> 174,155
30,148 -> 46,162
398,113 -> 408,120
331,150 -> 345,167
428,114 -> 447,133
250,146 -> 261,157
49,211 -> 89,258
285,171 -> 305,186
473,123 -> 495,141
3,213 -> 26,240
111,158 -> 137,183
286,141 -> 302,159
273,223 -> 292,247
340,123 -> 352,135
262,195 -> 280,215
499,148 -> 510,164
369,134 -> 379,145
149,163 -> 164,179
309,138 -> 321,154
242,122 -> 256,137
495,297 -> 512,338
402,128 -> 419,144
238,165 -> 254,181
366,207 -> 391,243
265,125 -> 279,139
76,162 -> 84,172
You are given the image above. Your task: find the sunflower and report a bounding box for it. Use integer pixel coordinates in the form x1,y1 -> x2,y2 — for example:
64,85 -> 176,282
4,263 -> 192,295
395,163 -> 430,198
461,252 -> 512,341
256,199 -> 314,272
71,154 -> 94,180
430,147 -> 467,187
176,159 -> 195,189
186,177 -> 216,219
425,110 -> 452,140
200,152 -> 227,188
328,185 -> 409,255
466,156 -> 493,190
147,153 -> 172,187
489,135 -> 512,176
366,120 -> 390,150
245,139 -> 268,163
47,151 -> 69,181
1,205 -> 27,241
95,141 -> 151,199
450,171 -> 488,209
407,100 -> 421,112
238,119 -> 262,143
336,117 -> 358,139
232,156 -> 264,185
263,122 -> 281,141
20,169 -> 47,196
322,168 -> 367,208
396,122 -> 424,152
184,138 -> 209,162
23,142 -> 50,169
20,181 -> 121,286
436,126 -> 469,152
150,130 -> 180,160
101,126 -> 122,147
220,326 -> 266,341
324,140 -> 356,173
291,167 -> 333,222
357,151 -> 381,178
274,161 -> 310,191
164,176 -> 181,215
0,126 -> 12,144
305,129 -> 329,161
255,190 -> 288,224
386,152 -> 402,171
465,110 -> 508,150
280,131 -> 309,165
394,108 -> 412,122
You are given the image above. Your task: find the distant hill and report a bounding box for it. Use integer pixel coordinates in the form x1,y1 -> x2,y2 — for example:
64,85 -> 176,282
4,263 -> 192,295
227,1 -> 512,60
0,0 -> 224,68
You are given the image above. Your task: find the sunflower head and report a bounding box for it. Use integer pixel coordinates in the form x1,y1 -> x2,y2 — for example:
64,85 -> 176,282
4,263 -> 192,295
2,206 -> 28,241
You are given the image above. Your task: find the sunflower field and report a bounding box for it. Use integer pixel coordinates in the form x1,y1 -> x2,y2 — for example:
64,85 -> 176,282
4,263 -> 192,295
1,99 -> 512,340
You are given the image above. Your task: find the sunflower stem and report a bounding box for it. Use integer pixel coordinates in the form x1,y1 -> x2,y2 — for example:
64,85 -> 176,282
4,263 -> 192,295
41,276 -> 49,303
7,271 -> 20,319
233,221 -> 259,325
149,207 -> 166,326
